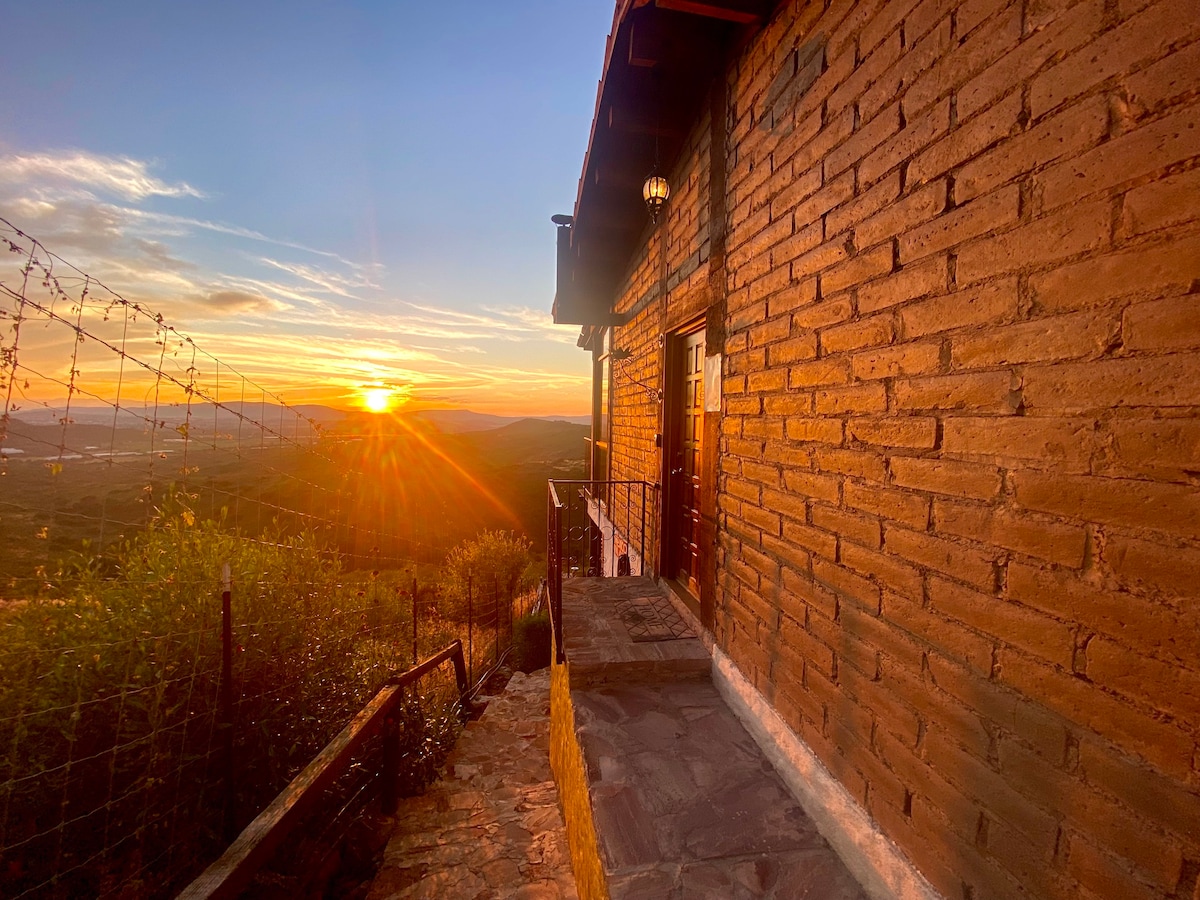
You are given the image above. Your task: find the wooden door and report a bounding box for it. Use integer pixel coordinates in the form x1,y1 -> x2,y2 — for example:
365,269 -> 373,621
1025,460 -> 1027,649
671,329 -> 705,595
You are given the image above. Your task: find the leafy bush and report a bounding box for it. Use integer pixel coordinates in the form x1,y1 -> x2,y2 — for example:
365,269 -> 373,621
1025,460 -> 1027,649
438,530 -> 534,622
511,610 -> 552,672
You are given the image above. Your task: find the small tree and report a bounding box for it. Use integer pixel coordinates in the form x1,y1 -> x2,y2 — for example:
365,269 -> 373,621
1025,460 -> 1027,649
439,530 -> 534,622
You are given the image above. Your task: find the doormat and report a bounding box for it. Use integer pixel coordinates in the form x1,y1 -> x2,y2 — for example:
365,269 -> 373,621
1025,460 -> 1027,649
615,595 -> 695,642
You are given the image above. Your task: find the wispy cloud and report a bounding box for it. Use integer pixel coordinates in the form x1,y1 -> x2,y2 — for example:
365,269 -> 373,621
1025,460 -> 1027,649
0,152 -> 202,201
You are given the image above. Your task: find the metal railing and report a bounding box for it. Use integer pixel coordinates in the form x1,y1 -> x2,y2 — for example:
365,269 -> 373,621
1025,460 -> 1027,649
178,640 -> 470,900
546,480 -> 656,663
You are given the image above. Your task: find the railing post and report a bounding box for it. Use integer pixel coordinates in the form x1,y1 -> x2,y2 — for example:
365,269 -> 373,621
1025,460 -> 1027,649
451,640 -> 470,717
467,574 -> 473,684
381,711 -> 399,816
411,575 -> 418,665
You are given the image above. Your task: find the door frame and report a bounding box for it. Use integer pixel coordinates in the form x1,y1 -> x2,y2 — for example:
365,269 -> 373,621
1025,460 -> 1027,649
659,317 -> 706,608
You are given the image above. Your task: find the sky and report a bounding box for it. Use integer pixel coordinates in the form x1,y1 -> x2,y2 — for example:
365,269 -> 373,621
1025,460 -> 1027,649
0,1 -> 614,416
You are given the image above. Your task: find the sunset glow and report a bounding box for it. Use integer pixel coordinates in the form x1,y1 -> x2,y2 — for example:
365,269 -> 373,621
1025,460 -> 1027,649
363,387 -> 393,413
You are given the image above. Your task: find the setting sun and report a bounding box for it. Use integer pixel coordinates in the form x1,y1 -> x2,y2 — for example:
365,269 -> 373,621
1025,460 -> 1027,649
363,387 -> 392,413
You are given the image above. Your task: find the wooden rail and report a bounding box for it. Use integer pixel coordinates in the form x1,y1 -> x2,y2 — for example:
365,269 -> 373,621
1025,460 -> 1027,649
178,640 -> 470,900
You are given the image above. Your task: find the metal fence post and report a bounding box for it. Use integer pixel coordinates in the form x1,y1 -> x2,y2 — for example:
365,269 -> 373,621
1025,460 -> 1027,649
220,562 -> 235,841
467,574 -> 473,685
412,575 -> 418,665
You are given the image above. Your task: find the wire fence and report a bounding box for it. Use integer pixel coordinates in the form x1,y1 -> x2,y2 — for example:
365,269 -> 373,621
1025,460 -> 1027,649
0,218 -> 550,898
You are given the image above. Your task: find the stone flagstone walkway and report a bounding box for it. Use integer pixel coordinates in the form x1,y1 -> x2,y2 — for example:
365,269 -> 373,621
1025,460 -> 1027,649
368,669 -> 578,900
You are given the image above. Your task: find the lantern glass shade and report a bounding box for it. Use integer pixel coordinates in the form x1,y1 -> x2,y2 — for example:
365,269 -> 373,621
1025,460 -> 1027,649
642,173 -> 670,220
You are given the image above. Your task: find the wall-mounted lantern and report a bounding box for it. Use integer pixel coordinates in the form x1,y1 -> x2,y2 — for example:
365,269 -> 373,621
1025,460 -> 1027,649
643,171 -> 670,222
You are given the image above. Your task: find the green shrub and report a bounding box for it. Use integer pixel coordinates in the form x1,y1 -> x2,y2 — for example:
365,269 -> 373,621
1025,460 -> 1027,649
511,609 -> 552,672
438,530 -> 534,622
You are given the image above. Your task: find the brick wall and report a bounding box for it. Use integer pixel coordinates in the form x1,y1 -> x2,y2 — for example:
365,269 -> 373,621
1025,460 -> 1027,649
606,0 -> 1200,897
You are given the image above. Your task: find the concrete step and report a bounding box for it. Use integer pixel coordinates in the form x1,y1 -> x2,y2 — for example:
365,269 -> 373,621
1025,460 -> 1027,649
560,578 -> 711,688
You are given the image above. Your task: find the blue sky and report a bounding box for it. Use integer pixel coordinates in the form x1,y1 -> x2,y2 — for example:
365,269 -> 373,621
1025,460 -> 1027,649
0,2 -> 612,414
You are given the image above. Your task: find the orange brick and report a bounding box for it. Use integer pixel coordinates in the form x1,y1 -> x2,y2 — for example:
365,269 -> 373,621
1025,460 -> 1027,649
902,5 -> 1020,115
784,364 -> 846,397
1087,635 -> 1200,720
890,455 -> 1003,501
1029,0 -> 1200,118
771,220 -> 824,267
1039,103 -> 1200,211
1065,834 -> 1162,900
928,576 -> 1075,667
791,238 -> 851,280
858,98 -> 952,187
900,278 -> 1018,339
813,556 -> 881,609
954,94 -> 1109,204
859,16 -> 952,122
955,199 -> 1111,285
784,468 -> 842,504
923,729 -> 1058,846
898,184 -> 1020,264
826,170 -> 902,238
825,103 -> 902,178
883,591 -> 994,673
942,416 -> 1093,471
747,367 -> 789,393
1030,234 -> 1200,313
851,341 -> 942,380
1105,418 -> 1200,481
997,739 -> 1185,892
924,650 -> 1068,760
907,90 -> 1022,188
768,333 -> 820,365
999,648 -> 1195,778
1105,534 -> 1200,599
951,308 -> 1117,367
783,169 -> 856,231
884,525 -> 999,590
813,503 -> 882,549
1007,561 -> 1200,669
847,416 -> 938,449
1124,166 -> 1200,235
1022,355 -> 1200,412
844,481 -> 930,530
1076,737 -> 1200,846
763,392 -> 813,415
791,296 -> 853,330
814,447 -> 888,482
956,0 -> 1104,119
857,253 -> 947,315
893,371 -> 1018,414
1122,295 -> 1200,351
820,313 -> 894,354
1125,36 -> 1200,115
822,244 -> 895,297
841,541 -> 923,596
933,498 -> 1087,567
785,416 -> 844,444
814,382 -> 888,415
1013,471 -> 1200,536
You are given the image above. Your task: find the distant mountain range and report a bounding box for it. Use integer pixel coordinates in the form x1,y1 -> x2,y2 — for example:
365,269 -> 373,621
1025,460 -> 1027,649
7,404 -> 590,434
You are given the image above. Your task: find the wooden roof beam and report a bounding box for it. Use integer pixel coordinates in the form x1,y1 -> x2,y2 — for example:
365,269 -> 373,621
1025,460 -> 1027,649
653,0 -> 768,23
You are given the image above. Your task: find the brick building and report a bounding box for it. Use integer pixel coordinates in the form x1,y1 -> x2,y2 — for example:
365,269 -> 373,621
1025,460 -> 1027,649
551,0 -> 1200,897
